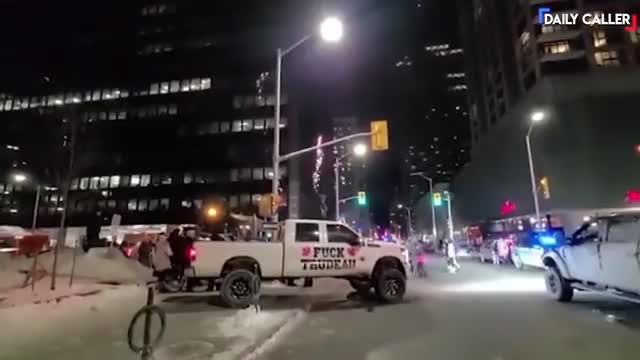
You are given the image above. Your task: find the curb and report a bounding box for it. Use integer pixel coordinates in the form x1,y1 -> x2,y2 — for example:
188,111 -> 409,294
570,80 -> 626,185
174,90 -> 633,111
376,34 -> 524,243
237,309 -> 307,360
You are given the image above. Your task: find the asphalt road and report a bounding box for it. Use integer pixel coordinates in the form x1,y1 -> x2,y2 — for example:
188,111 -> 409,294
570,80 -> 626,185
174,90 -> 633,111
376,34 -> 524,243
261,256 -> 640,360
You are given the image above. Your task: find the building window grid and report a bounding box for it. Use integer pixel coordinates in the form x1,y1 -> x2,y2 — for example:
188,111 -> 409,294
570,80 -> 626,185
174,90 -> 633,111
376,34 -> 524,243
544,41 -> 570,54
594,50 -> 620,67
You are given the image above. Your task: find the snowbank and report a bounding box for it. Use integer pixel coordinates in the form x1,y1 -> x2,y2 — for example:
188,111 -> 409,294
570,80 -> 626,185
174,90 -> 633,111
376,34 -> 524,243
0,247 -> 152,290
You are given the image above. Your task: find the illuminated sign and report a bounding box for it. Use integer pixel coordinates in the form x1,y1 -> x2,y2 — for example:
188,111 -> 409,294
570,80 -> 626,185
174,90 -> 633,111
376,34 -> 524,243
500,200 -> 517,215
626,190 -> 640,203
538,7 -> 637,31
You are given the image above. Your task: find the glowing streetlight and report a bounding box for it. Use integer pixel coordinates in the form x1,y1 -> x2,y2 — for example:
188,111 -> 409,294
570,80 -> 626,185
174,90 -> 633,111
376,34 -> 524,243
13,173 -> 27,183
353,143 -> 367,157
531,111 -> 545,123
320,17 -> 344,43
206,207 -> 218,218
10,173 -> 40,229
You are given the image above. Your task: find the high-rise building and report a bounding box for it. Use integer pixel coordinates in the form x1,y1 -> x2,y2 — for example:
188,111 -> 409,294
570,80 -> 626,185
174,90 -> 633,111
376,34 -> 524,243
388,1 -> 471,236
0,1 -> 305,230
453,0 -> 640,222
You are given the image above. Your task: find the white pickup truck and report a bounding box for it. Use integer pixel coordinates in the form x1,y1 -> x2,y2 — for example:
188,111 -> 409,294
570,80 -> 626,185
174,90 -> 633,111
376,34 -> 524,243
190,219 -> 408,308
542,212 -> 640,303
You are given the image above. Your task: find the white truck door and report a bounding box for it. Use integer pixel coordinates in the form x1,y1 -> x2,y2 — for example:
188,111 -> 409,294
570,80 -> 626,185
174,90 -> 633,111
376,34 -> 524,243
600,217 -> 640,292
323,224 -> 366,276
283,222 -> 327,278
562,240 -> 603,283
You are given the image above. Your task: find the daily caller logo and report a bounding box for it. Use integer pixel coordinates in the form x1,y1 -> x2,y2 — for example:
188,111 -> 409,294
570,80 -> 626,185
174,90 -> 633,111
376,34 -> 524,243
538,7 -> 637,32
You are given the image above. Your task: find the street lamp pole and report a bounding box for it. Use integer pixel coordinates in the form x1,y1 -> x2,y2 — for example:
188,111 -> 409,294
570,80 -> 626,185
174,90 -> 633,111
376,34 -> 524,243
526,111 -> 545,224
445,191 -> 454,241
271,18 -> 343,223
411,172 -> 437,237
334,157 -> 341,221
31,185 -> 41,230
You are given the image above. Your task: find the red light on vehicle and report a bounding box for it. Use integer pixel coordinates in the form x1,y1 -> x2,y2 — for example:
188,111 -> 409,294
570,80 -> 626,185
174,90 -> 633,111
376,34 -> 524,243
626,190 -> 640,203
125,247 -> 134,257
635,144 -> 640,154
188,247 -> 197,262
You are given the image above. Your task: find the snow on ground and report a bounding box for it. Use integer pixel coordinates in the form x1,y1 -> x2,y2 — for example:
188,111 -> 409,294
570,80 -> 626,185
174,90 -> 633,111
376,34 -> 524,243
0,247 -> 152,294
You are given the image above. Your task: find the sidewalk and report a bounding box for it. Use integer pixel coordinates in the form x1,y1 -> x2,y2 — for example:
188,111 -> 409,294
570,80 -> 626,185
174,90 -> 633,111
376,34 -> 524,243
0,283 -> 304,360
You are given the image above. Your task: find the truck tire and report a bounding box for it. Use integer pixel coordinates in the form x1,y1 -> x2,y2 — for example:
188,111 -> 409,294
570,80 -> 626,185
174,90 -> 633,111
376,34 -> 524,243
220,269 -> 258,308
545,266 -> 573,302
348,278 -> 371,293
374,268 -> 406,303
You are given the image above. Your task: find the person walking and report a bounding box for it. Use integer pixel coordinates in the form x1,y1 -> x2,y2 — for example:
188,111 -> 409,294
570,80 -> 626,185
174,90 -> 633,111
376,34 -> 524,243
152,233 -> 172,276
137,237 -> 154,268
491,240 -> 500,265
446,240 -> 460,273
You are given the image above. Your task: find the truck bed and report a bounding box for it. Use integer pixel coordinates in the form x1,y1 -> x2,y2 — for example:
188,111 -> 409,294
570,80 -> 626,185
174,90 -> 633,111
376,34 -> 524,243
192,240 -> 283,278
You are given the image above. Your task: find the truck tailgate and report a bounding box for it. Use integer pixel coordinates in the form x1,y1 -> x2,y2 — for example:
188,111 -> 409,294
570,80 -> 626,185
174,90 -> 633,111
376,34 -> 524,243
192,241 -> 283,277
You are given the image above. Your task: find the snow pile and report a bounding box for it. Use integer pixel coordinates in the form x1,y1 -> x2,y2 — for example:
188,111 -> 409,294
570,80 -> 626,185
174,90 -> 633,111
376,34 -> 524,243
1,247 -> 153,287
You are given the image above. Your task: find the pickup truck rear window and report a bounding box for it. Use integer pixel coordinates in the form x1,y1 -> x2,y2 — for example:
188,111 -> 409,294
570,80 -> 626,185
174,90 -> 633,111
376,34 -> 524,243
295,223 -> 320,242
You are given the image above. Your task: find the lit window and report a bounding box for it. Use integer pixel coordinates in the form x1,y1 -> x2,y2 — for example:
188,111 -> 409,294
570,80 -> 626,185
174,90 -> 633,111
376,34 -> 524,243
141,174 -> 151,187
90,177 -> 100,190
266,118 -> 275,129
100,176 -> 109,189
92,90 -> 101,101
110,176 -> 121,188
161,174 -> 172,185
149,199 -> 159,211
158,105 -> 167,115
138,199 -> 148,211
80,178 -> 89,190
190,78 -> 201,91
242,119 -> 253,131
169,104 -> 177,115
130,175 -> 141,187
594,50 -> 620,67
230,169 -> 239,182
183,173 -> 193,184
70,178 -> 79,190
128,199 -> 137,211
544,41 -> 570,54
253,168 -> 264,180
593,31 -> 607,48
220,122 -> 230,133
181,80 -> 190,92
150,83 -> 159,95
170,80 -> 180,93
160,198 -> 170,210
232,120 -> 242,132
160,82 -> 169,94
201,78 -> 211,90
254,118 -> 265,130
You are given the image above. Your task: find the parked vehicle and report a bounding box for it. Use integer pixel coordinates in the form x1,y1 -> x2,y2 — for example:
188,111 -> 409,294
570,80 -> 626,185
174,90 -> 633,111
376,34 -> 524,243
191,219 -> 407,308
543,211 -> 640,303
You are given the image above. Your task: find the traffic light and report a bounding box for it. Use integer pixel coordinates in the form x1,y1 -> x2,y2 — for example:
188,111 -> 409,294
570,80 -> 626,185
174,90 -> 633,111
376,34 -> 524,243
357,191 -> 367,205
432,192 -> 442,207
258,194 -> 280,217
540,177 -> 551,199
370,120 -> 389,151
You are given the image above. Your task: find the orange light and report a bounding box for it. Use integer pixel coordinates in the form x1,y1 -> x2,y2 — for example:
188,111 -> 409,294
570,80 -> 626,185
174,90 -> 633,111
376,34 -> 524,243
207,207 -> 218,217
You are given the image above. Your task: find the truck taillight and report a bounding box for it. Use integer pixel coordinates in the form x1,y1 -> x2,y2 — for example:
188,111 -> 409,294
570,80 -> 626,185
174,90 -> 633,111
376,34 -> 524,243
188,247 -> 197,262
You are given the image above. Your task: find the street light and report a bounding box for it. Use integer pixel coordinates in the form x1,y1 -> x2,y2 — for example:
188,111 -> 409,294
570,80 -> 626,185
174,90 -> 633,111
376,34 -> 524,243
13,174 -> 27,183
526,110 -> 546,225
334,143 -> 366,221
272,17 -> 344,222
10,172 -> 41,229
319,17 -> 344,42
410,172 -> 437,238
206,207 -> 218,218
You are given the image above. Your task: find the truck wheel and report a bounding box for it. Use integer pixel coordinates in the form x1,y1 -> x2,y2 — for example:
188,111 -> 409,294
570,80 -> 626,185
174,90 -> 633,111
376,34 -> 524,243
220,269 -> 258,308
348,278 -> 371,293
545,266 -> 573,302
374,268 -> 406,303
